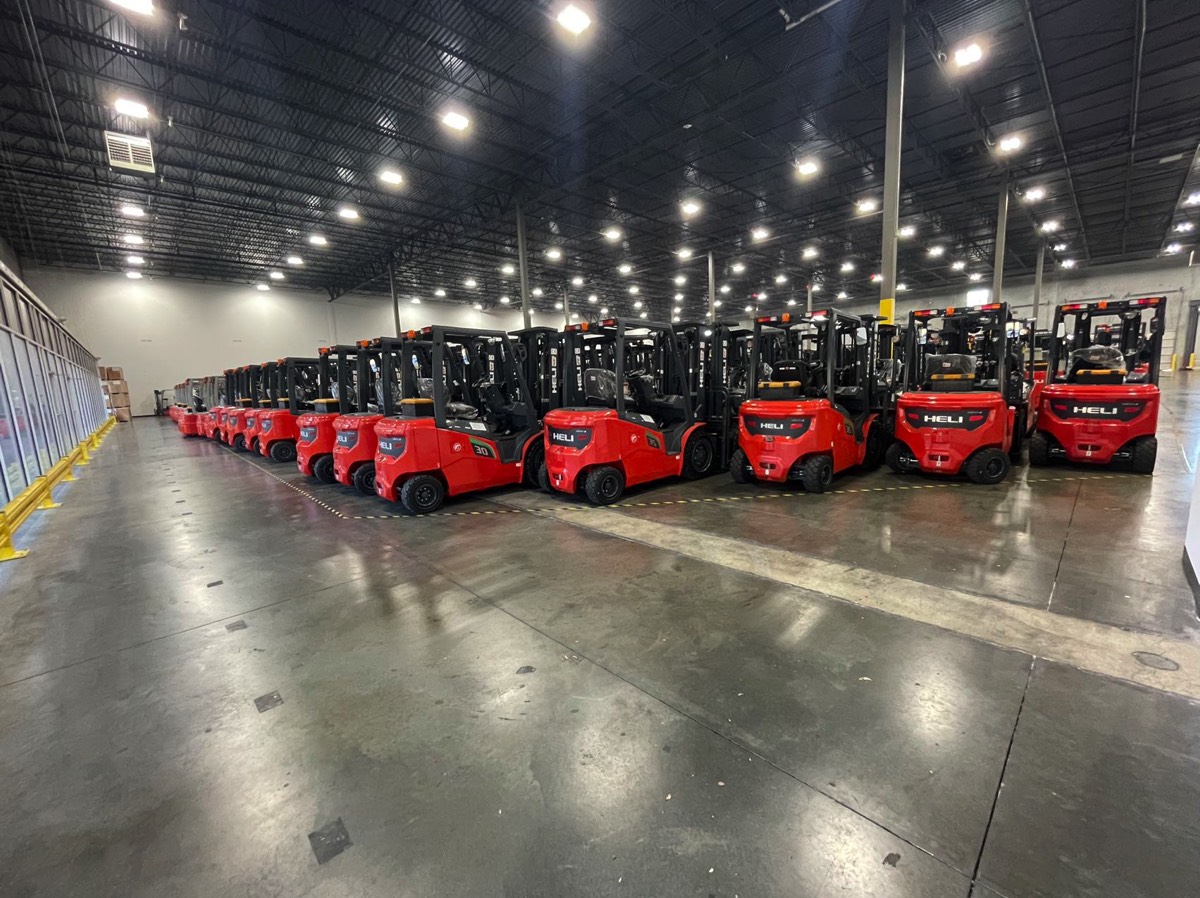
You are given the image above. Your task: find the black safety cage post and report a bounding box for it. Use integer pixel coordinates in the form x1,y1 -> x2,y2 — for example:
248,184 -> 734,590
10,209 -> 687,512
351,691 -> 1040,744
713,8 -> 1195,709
1047,297 -> 1167,386
332,345 -> 359,414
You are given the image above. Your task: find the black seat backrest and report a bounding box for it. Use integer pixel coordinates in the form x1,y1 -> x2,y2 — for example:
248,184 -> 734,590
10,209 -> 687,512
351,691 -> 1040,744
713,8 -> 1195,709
925,354 -> 977,392
584,368 -> 618,407
1068,346 -> 1126,384
758,358 -> 807,400
627,374 -> 657,413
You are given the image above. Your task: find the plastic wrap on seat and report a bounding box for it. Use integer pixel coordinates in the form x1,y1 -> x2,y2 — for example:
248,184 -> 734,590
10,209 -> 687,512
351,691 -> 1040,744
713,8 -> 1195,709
584,368 -> 618,406
925,354 -> 977,391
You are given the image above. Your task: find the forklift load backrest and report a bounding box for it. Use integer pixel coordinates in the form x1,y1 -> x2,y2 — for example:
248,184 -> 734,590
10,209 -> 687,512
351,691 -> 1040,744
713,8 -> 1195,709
584,368 -> 617,406
924,353 -> 977,391
1068,345 -> 1127,384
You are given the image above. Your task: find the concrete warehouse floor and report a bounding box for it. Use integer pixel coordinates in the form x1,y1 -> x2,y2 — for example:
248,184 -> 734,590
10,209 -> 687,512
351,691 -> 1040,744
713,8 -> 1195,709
3,382 -> 1200,897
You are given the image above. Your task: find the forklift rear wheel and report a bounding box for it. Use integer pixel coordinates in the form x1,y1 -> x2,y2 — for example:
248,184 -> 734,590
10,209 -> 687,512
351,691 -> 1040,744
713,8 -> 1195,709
313,455 -> 336,483
269,440 -> 297,464
682,434 -> 715,479
1130,436 -> 1157,474
232,434 -> 246,452
965,447 -> 1010,484
400,474 -> 446,515
885,441 -> 916,474
585,466 -> 625,505
248,437 -> 258,452
352,463 -> 377,496
863,419 -> 889,470
1028,430 -> 1052,466
799,454 -> 834,493
537,462 -> 551,492
1008,410 -> 1026,464
729,447 -> 754,484
524,439 -> 545,487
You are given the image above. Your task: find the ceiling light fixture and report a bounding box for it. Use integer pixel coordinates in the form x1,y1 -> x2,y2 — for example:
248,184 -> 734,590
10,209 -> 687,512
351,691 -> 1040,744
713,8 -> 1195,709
114,97 -> 149,118
546,247 -> 563,260
411,297 -> 421,304
119,203 -> 144,218
286,256 -> 304,266
969,272 -> 983,281
600,307 -> 609,315
836,291 -> 848,300
674,275 -> 687,286
1187,192 -> 1200,207
571,276 -> 584,286
112,0 -> 155,14
1040,220 -> 1060,232
603,227 -> 622,242
719,284 -> 730,294
337,207 -> 359,220
731,262 -> 745,274
744,305 -> 753,313
125,270 -> 143,279
998,134 -> 1023,154
122,234 -> 143,245
269,271 -> 284,280
532,287 -> 543,296
474,302 -> 484,311
633,300 -> 643,309
255,283 -> 270,292
774,274 -> 788,284
802,246 -> 818,259
751,227 -> 770,241
928,246 -> 945,257
897,283 -> 908,292
640,311 -> 648,319
677,247 -> 694,260
681,199 -> 701,216
1023,186 -> 1046,202
442,110 -> 470,131
309,234 -> 328,246
1175,222 -> 1195,233
951,260 -> 967,270
126,254 -> 144,265
588,294 -> 598,303
674,292 -> 684,301
501,263 -> 515,275
856,199 -> 878,214
618,263 -> 632,275
629,285 -> 640,294
795,158 -> 820,177
953,42 -> 984,68
556,4 -> 592,35
1052,243 -> 1068,252
870,273 -> 883,283
555,302 -> 564,310
464,278 -> 477,288
500,296 -> 511,304
379,169 -> 403,186
898,225 -> 915,238
1164,243 -> 1183,254
1060,259 -> 1077,269
840,261 -> 855,272
434,288 -> 446,297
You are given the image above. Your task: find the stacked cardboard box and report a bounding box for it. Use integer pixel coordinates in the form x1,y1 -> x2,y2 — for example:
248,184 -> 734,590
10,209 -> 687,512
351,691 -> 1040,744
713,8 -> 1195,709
101,366 -> 132,422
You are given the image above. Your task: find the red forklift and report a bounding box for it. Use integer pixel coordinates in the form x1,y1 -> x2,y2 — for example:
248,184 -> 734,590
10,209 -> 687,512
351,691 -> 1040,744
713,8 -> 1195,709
732,309 -> 891,491
542,317 -> 724,505
886,302 -> 1033,484
332,338 -> 393,494
1030,296 -> 1165,473
374,326 -> 546,513
242,360 -> 278,454
257,357 -> 323,463
224,364 -> 259,451
207,370 -> 235,442
296,346 -> 345,482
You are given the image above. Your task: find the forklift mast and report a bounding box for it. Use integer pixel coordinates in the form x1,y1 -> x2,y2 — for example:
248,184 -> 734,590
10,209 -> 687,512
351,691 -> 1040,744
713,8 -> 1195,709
510,327 -> 562,417
748,309 -> 879,409
904,302 -> 1022,403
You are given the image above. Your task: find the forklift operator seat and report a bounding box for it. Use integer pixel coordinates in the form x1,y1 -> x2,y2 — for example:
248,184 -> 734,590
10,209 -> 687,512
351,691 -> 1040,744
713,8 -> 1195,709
758,359 -> 808,400
925,354 -> 977,392
627,374 -> 688,427
584,369 -> 618,408
1067,346 -> 1127,384
476,379 -> 529,434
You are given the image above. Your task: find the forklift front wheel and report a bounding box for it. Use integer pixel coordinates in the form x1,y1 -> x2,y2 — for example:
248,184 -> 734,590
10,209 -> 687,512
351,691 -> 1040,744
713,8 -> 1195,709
585,466 -> 625,505
232,434 -> 246,453
885,441 -> 916,474
537,462 -> 551,492
400,474 -> 446,515
523,439 -> 545,487
729,448 -> 755,484
353,462 -> 377,496
682,434 -> 715,479
313,455 -> 336,484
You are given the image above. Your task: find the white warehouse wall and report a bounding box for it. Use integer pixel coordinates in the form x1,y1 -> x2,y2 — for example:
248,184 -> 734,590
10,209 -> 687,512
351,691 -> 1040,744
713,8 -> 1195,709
21,266 -> 566,416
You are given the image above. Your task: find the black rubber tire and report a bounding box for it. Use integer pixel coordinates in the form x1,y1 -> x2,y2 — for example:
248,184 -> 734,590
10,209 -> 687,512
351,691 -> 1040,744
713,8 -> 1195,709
682,433 -> 715,479
269,440 -> 297,464
729,447 -> 754,484
523,437 -> 545,487
248,436 -> 258,452
232,433 -> 246,453
1009,410 -> 1026,464
885,441 -> 915,474
312,454 -> 336,484
400,474 -> 446,515
1130,436 -> 1157,474
965,447 -> 1010,484
799,454 -> 834,493
352,462 -> 377,496
537,462 -> 551,492
584,466 -> 625,505
1028,430 -> 1051,467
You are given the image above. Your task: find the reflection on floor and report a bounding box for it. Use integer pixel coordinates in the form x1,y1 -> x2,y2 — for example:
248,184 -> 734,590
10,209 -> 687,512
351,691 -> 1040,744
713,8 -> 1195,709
1,381 -> 1198,897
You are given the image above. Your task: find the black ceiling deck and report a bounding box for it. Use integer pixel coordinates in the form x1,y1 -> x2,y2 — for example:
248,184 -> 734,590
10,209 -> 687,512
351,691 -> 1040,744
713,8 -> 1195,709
1,0 -> 1197,319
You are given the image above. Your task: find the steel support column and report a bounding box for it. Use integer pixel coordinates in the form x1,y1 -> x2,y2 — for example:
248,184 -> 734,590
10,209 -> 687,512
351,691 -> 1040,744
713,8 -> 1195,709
993,173 -> 1010,305
516,202 -> 532,330
1032,239 -> 1046,327
388,262 -> 401,336
807,281 -> 814,314
879,0 -> 905,325
707,251 -> 716,321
